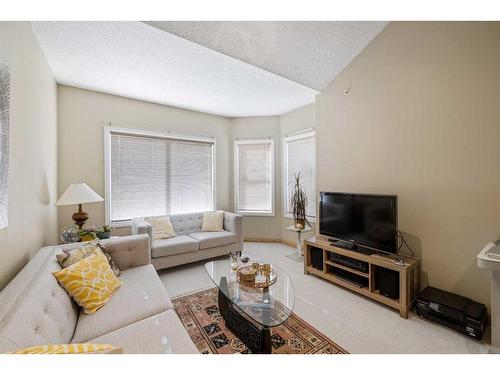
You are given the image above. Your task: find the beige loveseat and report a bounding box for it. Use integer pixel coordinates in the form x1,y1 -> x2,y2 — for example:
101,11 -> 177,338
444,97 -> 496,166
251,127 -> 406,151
132,211 -> 243,270
0,235 -> 198,354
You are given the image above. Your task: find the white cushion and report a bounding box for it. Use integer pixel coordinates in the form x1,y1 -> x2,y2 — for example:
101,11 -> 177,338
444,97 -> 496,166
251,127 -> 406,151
169,212 -> 204,235
201,211 -> 224,232
90,310 -> 198,354
151,235 -> 199,258
71,265 -> 172,342
145,216 -> 177,239
188,231 -> 237,250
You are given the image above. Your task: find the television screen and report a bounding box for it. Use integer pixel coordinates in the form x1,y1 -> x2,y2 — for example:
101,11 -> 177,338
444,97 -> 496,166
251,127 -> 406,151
319,192 -> 398,254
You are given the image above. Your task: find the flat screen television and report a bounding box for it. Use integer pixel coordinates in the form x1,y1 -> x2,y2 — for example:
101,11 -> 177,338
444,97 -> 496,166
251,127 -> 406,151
319,192 -> 398,254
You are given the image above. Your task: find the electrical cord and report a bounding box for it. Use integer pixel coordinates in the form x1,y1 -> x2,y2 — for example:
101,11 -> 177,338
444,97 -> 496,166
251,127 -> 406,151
397,230 -> 415,257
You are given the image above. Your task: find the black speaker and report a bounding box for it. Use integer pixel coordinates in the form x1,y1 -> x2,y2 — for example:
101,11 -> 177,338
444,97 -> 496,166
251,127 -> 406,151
378,268 -> 400,299
310,247 -> 323,270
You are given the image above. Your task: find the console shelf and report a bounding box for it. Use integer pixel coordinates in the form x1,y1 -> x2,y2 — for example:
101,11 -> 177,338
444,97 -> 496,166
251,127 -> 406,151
324,260 -> 369,278
304,236 -> 420,318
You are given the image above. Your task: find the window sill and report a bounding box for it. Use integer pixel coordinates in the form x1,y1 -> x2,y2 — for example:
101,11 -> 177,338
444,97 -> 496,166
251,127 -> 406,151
237,211 -> 275,217
110,220 -> 132,228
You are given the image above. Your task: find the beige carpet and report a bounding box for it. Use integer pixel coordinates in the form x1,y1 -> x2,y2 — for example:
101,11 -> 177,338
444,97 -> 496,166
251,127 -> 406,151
173,287 -> 348,354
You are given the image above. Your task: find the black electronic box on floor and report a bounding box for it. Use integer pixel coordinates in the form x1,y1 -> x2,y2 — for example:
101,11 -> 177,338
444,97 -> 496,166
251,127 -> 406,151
416,286 -> 487,340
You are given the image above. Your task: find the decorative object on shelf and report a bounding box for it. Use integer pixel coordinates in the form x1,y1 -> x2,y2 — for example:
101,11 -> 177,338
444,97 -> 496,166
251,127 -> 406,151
78,229 -> 97,242
290,172 -> 311,230
237,263 -> 277,289
75,225 -> 113,241
0,59 -> 10,230
95,225 -> 112,239
56,183 -> 104,229
61,226 -> 80,244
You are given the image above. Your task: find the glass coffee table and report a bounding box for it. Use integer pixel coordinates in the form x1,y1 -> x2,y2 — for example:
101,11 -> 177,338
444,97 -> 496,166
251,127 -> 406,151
204,259 -> 295,353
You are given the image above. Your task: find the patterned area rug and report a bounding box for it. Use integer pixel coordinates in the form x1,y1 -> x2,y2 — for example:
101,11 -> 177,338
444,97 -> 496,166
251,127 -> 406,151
172,287 -> 348,354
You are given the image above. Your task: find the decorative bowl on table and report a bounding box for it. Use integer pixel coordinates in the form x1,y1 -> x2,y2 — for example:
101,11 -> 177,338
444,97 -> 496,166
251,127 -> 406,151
236,263 -> 277,288
96,231 -> 111,239
238,266 -> 257,282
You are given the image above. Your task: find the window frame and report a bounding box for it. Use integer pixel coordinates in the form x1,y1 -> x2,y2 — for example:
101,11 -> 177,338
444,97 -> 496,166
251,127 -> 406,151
234,138 -> 275,217
104,126 -> 217,227
282,129 -> 316,221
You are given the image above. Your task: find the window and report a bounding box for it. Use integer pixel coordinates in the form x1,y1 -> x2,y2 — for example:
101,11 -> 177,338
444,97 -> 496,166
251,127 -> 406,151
234,139 -> 274,216
283,129 -> 316,219
104,127 -> 215,225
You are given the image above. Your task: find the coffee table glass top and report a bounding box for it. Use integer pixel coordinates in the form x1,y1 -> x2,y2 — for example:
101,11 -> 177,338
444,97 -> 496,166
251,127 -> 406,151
204,259 -> 295,327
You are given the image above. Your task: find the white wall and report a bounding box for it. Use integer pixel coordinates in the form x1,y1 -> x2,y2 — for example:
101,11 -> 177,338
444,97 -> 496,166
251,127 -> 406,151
316,22 -> 500,309
0,22 -> 58,290
57,85 -> 232,236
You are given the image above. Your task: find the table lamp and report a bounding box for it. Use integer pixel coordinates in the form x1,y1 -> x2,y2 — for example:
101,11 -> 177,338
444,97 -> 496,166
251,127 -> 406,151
56,183 -> 104,229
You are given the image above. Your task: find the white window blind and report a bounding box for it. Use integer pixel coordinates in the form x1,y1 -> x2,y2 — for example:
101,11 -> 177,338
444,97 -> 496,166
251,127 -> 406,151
107,130 -> 214,223
284,130 -> 316,218
235,139 -> 274,215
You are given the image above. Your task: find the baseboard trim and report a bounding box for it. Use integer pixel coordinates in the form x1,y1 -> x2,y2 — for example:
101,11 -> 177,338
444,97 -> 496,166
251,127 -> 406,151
244,238 -> 281,243
281,239 -> 296,249
243,238 -> 297,250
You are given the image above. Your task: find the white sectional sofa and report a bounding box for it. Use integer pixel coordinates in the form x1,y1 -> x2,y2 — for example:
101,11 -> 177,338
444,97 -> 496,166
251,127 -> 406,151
0,235 -> 198,354
132,211 -> 243,270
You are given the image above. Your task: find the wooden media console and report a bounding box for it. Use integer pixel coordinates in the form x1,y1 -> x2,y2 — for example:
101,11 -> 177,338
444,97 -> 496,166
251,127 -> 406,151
304,236 -> 420,318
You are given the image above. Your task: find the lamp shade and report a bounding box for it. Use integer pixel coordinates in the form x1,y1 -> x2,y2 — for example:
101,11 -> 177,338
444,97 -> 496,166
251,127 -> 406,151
56,183 -> 104,206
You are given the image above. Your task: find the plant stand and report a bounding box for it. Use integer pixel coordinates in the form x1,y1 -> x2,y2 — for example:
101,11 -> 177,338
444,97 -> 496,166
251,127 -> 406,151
284,225 -> 312,262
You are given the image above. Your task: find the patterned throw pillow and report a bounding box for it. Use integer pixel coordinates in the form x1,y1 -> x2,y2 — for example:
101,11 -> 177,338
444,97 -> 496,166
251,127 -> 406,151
201,211 -> 224,232
96,243 -> 120,277
9,343 -> 121,354
145,216 -> 177,239
57,241 -> 120,276
56,243 -> 94,268
53,248 -> 122,314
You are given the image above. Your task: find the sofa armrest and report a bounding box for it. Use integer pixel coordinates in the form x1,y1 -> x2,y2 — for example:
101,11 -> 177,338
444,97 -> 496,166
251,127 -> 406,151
100,234 -> 151,271
224,212 -> 243,244
131,217 -> 153,245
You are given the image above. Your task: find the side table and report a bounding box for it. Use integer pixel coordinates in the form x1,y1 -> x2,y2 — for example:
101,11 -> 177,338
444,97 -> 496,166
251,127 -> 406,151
283,225 -> 312,262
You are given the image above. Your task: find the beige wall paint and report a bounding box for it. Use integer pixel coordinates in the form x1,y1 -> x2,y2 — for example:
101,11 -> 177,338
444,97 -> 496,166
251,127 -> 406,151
0,22 -> 58,290
229,116 -> 282,240
316,22 -> 500,309
279,103 -> 317,245
57,85 -> 232,236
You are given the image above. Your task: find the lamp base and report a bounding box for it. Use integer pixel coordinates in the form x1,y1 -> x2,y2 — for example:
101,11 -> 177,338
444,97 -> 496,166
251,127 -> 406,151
72,204 -> 89,229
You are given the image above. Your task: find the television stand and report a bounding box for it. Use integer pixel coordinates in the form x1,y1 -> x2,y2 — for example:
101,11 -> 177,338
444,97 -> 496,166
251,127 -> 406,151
305,236 -> 420,318
328,239 -> 374,255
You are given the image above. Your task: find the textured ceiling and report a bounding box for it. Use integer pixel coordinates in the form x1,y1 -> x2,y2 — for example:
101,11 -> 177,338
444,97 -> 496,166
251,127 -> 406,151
32,21 -> 317,117
145,21 -> 388,91
32,21 -> 387,117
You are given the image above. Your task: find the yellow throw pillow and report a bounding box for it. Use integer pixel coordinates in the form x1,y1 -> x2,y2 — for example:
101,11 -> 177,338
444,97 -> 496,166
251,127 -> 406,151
9,343 -> 120,354
53,248 -> 121,314
201,211 -> 224,232
145,216 -> 177,239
